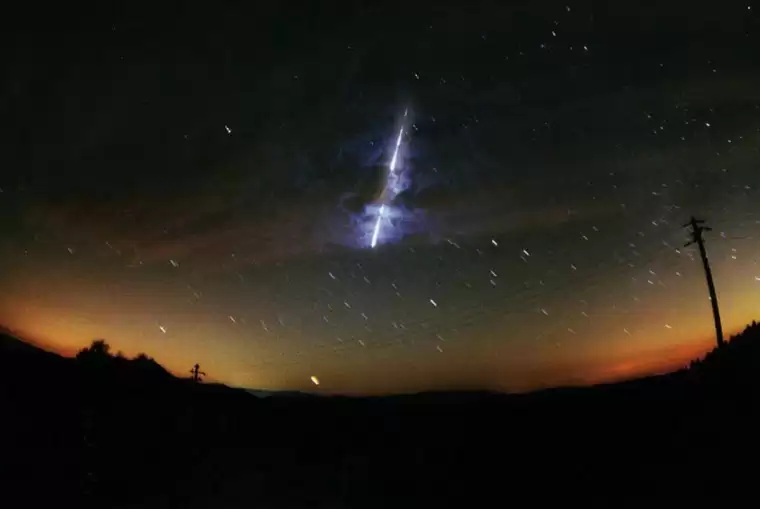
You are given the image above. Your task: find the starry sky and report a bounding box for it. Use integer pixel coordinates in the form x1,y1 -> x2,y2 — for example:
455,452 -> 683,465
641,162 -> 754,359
2,1 -> 760,394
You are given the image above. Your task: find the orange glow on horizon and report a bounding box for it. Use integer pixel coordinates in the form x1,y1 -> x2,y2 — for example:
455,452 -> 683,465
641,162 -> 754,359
2,247 -> 758,395
5,315 -> 745,394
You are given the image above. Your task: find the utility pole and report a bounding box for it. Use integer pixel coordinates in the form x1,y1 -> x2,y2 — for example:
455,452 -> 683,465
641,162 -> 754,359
190,363 -> 206,382
684,216 -> 724,348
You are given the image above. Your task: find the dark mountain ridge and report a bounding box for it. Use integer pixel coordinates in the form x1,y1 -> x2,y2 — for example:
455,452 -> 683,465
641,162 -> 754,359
3,323 -> 760,507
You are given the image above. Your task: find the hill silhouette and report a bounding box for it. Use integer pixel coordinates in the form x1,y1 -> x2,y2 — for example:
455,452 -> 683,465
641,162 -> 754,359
3,325 -> 760,507
1,334 -> 258,508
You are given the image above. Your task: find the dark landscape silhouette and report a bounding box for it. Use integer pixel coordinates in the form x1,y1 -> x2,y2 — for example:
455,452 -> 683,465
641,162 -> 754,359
3,323 -> 760,507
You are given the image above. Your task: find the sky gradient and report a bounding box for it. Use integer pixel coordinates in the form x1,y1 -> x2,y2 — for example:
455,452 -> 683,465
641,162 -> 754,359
2,1 -> 760,394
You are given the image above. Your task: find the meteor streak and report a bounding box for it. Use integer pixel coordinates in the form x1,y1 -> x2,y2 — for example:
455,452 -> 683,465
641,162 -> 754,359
370,109 -> 408,248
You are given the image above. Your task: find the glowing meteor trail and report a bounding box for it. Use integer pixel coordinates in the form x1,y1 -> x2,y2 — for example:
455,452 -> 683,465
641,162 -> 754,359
370,204 -> 386,248
370,110 -> 408,248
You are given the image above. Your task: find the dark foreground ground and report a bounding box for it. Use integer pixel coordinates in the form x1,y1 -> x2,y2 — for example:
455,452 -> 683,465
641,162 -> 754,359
3,324 -> 760,508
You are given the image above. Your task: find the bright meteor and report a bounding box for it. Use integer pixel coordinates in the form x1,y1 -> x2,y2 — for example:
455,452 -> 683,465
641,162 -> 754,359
370,109 -> 408,248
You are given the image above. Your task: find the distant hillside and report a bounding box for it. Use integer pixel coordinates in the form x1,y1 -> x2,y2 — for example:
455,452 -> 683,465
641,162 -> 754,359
0,330 -> 75,396
1,332 -> 79,507
5,321 -> 760,507
0,332 -> 258,508
246,388 -> 323,399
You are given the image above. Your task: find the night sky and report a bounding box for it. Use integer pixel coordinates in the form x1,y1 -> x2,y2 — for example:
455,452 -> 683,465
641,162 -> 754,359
3,1 -> 760,394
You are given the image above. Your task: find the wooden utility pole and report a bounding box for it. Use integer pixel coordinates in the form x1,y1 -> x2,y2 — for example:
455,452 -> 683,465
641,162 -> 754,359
190,363 -> 206,382
684,216 -> 724,348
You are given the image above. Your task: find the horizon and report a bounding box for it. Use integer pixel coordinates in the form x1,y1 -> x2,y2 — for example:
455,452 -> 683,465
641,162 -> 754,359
2,321 -> 739,396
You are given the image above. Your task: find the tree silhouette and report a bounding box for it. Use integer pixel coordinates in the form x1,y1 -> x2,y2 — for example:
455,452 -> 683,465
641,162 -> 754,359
80,339 -> 110,357
76,339 -> 114,368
